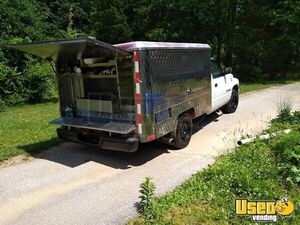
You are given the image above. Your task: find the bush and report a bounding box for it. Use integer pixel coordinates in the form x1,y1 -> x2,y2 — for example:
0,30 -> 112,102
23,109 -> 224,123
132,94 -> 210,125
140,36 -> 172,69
0,57 -> 55,106
249,66 -> 263,82
0,99 -> 5,111
271,131 -> 300,187
25,58 -> 54,103
270,112 -> 300,187
4,92 -> 26,106
0,62 -> 26,105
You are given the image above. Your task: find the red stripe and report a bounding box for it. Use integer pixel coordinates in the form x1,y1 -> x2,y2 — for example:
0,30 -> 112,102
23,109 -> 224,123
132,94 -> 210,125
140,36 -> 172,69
133,51 -> 139,61
135,72 -> 141,83
134,51 -> 142,127
147,134 -> 156,141
137,114 -> 143,124
135,94 -> 141,104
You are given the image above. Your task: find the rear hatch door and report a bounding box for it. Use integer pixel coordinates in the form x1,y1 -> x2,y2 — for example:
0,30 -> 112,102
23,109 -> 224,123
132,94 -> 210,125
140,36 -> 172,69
11,37 -> 130,61
12,38 -> 135,134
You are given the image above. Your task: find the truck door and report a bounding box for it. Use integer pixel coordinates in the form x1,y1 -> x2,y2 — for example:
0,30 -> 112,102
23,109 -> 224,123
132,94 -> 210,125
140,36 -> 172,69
211,61 -> 230,110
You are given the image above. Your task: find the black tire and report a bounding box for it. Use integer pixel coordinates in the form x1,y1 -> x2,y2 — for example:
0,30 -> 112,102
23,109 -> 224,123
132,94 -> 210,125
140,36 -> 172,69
172,113 -> 193,149
222,89 -> 239,113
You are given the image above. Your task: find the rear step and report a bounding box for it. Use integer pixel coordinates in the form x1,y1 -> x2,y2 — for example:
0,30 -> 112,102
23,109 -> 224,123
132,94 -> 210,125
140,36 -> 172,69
57,128 -> 139,152
51,117 -> 136,134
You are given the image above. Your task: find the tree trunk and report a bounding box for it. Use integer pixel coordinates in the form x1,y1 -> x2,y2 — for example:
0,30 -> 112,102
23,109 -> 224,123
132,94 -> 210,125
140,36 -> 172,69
216,0 -> 222,64
225,0 -> 237,66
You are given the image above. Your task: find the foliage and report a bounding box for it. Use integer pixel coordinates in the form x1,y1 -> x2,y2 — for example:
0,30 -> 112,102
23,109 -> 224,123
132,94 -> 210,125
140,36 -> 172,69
271,131 -> 300,187
270,110 -> 300,187
0,62 -> 25,105
276,97 -> 294,122
0,0 -> 299,105
0,99 -> 5,112
25,58 -> 54,103
0,0 -> 53,105
62,3 -> 84,39
0,0 -> 49,41
0,58 -> 54,105
129,112 -> 300,224
139,177 -> 156,222
92,0 -> 133,43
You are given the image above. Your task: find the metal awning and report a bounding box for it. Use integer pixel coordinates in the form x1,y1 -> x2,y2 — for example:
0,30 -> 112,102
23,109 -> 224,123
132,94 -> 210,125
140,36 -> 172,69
51,117 -> 136,134
11,37 -> 130,62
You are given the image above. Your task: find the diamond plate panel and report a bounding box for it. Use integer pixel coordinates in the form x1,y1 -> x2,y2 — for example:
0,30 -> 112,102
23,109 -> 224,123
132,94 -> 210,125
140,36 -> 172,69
142,48 -> 211,138
147,49 -> 210,104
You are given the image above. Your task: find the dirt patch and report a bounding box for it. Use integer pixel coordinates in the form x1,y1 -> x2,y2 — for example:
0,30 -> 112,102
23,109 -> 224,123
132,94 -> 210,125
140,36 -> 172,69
0,155 -> 33,170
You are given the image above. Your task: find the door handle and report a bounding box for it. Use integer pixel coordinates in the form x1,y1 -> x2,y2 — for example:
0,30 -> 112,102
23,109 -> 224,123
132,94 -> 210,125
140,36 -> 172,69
215,83 -> 218,87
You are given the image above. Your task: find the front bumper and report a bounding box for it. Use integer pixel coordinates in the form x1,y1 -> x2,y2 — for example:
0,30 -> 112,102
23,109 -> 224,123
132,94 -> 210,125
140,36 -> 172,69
57,128 -> 139,152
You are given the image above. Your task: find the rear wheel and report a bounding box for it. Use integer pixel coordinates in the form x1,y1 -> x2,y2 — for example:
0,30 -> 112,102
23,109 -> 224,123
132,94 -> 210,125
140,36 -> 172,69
172,113 -> 193,149
222,89 -> 239,113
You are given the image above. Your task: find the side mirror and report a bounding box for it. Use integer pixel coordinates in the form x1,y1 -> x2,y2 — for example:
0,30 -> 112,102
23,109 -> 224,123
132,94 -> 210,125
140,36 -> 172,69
224,67 -> 232,74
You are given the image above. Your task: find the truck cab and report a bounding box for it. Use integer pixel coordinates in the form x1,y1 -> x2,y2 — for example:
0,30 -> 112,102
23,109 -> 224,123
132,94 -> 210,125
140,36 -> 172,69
211,60 -> 239,113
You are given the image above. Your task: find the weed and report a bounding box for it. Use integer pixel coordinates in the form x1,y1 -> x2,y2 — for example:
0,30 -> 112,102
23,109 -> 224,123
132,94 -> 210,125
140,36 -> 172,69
139,177 -> 156,222
276,97 -> 293,122
271,131 -> 300,187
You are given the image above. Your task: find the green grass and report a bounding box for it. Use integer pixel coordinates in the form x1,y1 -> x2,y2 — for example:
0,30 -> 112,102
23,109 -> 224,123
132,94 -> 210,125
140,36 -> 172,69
129,112 -> 300,225
240,80 -> 297,94
0,102 -> 60,162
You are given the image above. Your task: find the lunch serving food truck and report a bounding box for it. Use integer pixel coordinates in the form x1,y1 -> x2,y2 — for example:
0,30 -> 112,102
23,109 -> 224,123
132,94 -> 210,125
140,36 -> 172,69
13,37 -> 239,152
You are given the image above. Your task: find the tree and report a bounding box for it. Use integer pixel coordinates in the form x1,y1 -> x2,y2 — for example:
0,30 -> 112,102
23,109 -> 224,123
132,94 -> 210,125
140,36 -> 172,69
0,0 -> 299,106
0,0 -> 53,104
91,0 -> 133,43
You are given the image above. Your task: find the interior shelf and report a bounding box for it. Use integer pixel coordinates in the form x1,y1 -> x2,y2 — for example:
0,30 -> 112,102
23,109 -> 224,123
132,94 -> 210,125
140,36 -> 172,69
82,61 -> 116,68
83,74 -> 117,78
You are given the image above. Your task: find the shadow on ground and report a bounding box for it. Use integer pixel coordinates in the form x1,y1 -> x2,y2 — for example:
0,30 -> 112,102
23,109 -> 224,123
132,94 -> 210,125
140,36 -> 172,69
19,112 -> 220,169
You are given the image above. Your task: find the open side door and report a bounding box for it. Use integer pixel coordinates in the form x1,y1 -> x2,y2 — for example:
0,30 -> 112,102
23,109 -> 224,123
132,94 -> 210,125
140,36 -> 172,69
11,37 -> 130,62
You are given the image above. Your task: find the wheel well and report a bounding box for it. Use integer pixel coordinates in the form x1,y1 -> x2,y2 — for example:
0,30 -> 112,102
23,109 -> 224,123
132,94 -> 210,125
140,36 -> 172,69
233,84 -> 239,92
178,108 -> 196,119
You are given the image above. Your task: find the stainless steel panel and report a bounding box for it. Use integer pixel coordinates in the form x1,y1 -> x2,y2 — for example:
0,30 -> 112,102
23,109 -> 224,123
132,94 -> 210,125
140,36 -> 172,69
147,49 -> 211,108
51,117 -> 136,134
139,48 -> 211,139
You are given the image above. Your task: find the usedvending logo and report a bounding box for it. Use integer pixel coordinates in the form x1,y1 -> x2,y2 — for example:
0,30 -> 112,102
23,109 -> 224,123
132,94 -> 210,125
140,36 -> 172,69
235,198 -> 295,222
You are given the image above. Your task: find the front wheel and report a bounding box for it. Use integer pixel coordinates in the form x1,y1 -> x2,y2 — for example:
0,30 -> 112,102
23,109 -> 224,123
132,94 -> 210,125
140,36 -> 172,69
172,113 -> 193,149
222,89 -> 239,113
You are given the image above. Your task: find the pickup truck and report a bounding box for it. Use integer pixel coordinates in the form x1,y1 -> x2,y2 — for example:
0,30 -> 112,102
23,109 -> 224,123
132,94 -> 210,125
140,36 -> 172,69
211,59 -> 239,113
13,38 -> 239,152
